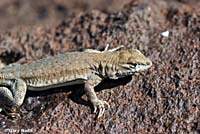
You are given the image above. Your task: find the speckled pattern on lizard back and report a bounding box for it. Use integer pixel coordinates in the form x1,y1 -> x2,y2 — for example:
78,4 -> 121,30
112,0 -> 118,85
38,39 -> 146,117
0,45 -> 152,118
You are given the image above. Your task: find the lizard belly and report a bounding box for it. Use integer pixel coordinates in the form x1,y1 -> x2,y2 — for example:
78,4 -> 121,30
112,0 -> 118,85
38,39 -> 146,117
27,79 -> 86,91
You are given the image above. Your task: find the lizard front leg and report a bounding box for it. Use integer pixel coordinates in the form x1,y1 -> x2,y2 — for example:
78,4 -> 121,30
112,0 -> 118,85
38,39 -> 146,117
0,86 -> 15,114
0,78 -> 27,117
84,74 -> 110,118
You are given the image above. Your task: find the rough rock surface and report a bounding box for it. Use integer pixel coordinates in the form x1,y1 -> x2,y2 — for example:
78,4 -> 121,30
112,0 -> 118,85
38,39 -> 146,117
0,0 -> 199,133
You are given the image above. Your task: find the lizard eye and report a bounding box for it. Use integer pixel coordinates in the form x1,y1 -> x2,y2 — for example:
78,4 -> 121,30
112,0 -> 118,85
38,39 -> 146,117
128,63 -> 137,68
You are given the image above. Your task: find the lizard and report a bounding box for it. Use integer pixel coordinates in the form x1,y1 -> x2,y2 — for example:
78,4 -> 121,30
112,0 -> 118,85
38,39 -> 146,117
0,45 -> 152,118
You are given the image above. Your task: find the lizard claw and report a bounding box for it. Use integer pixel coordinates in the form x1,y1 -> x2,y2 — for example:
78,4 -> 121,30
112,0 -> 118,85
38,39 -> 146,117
92,100 -> 110,118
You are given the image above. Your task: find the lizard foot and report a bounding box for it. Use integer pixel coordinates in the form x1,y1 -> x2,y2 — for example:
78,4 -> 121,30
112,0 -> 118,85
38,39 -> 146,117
3,105 -> 21,119
92,100 -> 110,118
5,111 -> 20,119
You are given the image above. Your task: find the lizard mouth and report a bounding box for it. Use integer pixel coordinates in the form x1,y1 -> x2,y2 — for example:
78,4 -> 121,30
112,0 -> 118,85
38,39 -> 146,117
134,63 -> 152,72
115,71 -> 136,78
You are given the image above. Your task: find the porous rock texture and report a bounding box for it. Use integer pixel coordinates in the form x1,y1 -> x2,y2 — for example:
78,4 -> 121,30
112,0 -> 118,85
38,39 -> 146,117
0,0 -> 199,133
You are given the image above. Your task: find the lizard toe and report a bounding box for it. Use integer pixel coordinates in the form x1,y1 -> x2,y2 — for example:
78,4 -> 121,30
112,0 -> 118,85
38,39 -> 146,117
93,106 -> 97,113
92,100 -> 110,118
3,107 -> 20,119
104,101 -> 110,109
97,107 -> 105,118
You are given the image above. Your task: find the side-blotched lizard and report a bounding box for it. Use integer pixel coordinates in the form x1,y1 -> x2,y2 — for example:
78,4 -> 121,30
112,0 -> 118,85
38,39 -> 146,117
0,45 -> 152,118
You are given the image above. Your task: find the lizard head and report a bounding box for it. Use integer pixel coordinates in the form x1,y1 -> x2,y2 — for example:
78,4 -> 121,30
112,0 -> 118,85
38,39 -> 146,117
114,49 -> 152,78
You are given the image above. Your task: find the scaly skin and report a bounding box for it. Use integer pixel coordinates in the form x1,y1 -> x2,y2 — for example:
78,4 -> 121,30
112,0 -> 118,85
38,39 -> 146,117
0,46 -> 152,118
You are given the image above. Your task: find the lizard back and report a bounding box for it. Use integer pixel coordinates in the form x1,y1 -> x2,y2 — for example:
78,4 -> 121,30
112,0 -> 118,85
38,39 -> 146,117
0,51 -> 119,88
